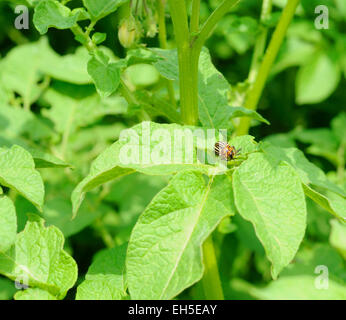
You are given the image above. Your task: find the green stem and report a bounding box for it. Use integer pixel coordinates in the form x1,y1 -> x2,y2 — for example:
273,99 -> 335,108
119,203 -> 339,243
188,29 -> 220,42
192,0 -> 240,51
70,24 -> 96,53
158,0 -> 168,49
202,234 -> 224,300
236,0 -> 300,135
94,218 -> 115,248
247,0 -> 272,84
120,79 -> 151,121
157,0 -> 177,108
168,0 -> 198,125
190,0 -> 200,34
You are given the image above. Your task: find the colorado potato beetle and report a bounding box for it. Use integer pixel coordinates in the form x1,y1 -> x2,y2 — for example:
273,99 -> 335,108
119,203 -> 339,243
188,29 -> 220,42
214,141 -> 241,161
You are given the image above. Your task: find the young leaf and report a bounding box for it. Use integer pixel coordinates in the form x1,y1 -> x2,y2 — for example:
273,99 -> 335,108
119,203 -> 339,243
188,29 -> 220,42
76,243 -> 128,300
33,0 -> 83,35
0,145 -> 44,211
233,153 -> 307,278
87,53 -> 121,98
0,216 -> 77,299
72,121 -> 224,216
82,0 -> 129,21
127,171 -> 235,299
0,196 -> 17,253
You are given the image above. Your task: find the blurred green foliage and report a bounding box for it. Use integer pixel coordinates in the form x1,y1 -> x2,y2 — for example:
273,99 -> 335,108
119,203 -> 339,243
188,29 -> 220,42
0,0 -> 345,300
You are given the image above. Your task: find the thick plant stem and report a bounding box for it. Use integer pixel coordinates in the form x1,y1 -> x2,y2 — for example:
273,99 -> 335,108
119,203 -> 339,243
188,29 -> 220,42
157,0 -> 176,108
168,0 -> 198,125
202,235 -> 224,300
236,0 -> 300,136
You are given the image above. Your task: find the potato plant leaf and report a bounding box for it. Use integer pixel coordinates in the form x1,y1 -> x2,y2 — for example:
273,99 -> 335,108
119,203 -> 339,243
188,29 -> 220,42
82,0 -> 129,21
33,0 -> 84,35
261,142 -> 346,197
303,184 -> 346,222
0,196 -> 17,253
296,51 -> 341,105
87,53 -> 121,98
15,288 -> 58,300
232,153 -> 307,278
151,48 -> 268,128
76,243 -> 128,300
0,145 -> 44,211
0,216 -> 77,299
127,171 -> 235,299
72,121 -> 225,217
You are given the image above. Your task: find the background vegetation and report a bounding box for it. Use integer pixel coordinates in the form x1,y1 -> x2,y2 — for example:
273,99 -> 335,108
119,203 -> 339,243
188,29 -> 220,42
0,0 -> 345,300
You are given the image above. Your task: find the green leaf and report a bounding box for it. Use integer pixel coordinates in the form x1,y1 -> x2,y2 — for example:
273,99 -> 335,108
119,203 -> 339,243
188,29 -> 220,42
87,53 -> 121,98
303,184 -> 346,222
330,219 -> 346,260
197,48 -> 233,128
0,277 -> 16,300
0,104 -> 53,142
39,45 -> 92,84
247,244 -> 346,299
272,37 -> 315,75
0,41 -> 47,107
249,275 -> 346,299
0,136 -> 69,169
126,48 -> 160,66
151,48 -> 179,81
127,171 -> 235,299
92,32 -> 107,45
233,153 -> 307,278
261,143 -> 346,198
76,243 -> 128,300
82,0 -> 129,20
0,196 -> 17,253
15,288 -> 57,300
228,106 -> 270,125
133,91 -> 181,124
293,128 -> 339,164
33,0 -> 82,34
0,216 -> 77,299
152,48 -> 233,128
296,51 -> 341,104
152,48 -> 264,128
27,148 -> 70,169
0,145 -> 44,211
229,135 -> 259,154
124,64 -> 160,88
331,112 -> 346,143
42,88 -> 127,134
42,196 -> 105,238
71,121 -> 225,217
